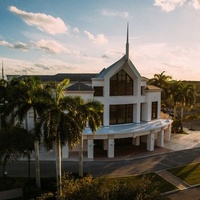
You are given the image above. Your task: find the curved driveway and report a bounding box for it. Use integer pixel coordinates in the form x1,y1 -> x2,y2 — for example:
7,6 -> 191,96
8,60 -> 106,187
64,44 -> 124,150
1,127 -> 200,178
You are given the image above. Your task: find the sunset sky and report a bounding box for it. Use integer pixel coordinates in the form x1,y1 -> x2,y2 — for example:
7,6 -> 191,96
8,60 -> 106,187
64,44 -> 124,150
1,0 -> 200,80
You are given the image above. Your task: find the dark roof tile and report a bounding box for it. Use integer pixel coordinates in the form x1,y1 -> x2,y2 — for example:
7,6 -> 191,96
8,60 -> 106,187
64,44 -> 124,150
67,82 -> 94,91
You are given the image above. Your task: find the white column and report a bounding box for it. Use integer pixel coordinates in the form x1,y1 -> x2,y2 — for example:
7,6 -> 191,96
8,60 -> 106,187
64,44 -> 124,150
147,131 -> 154,151
157,129 -> 164,147
132,136 -> 140,146
62,143 -> 69,158
87,139 -> 94,159
165,124 -> 171,141
107,137 -> 115,158
134,103 -> 141,123
103,139 -> 108,150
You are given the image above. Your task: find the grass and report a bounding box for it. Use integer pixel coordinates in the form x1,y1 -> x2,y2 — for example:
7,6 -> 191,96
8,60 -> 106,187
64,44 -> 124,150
0,172 -> 176,195
106,173 -> 177,193
167,162 -> 200,185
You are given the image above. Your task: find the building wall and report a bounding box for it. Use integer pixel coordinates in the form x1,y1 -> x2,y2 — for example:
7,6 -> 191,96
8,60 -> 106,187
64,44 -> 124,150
92,65 -> 161,126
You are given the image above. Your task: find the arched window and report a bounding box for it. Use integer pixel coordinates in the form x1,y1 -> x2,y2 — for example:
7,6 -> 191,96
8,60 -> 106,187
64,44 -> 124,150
110,69 -> 133,96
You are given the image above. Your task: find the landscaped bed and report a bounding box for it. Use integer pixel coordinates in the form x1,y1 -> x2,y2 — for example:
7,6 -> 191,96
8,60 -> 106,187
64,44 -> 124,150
0,172 -> 176,199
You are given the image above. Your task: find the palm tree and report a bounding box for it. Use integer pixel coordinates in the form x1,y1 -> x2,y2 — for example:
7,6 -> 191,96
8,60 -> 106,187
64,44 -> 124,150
37,79 -> 82,196
2,77 -> 47,188
70,97 -> 103,177
148,71 -> 172,107
170,81 -> 196,131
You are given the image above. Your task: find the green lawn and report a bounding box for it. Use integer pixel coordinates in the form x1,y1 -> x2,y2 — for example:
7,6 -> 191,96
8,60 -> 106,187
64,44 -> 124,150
167,162 -> 200,185
107,173 -> 177,193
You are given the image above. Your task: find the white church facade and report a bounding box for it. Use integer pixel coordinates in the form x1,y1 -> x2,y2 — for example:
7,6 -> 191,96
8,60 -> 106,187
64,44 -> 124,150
4,27 -> 173,159
61,29 -> 172,159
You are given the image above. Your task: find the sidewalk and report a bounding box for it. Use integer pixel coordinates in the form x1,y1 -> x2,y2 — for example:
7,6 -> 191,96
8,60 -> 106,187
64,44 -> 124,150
156,170 -> 190,190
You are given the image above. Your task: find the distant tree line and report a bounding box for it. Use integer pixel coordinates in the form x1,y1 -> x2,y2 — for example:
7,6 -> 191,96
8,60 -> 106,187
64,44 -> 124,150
148,71 -> 197,132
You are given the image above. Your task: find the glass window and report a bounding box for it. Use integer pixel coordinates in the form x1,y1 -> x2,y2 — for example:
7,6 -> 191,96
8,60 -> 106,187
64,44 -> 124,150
110,70 -> 133,96
151,102 -> 158,120
94,86 -> 103,96
109,104 -> 133,125
141,86 -> 145,95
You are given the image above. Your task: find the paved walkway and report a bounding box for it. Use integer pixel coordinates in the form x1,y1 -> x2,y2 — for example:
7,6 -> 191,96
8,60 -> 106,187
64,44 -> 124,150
156,170 -> 189,190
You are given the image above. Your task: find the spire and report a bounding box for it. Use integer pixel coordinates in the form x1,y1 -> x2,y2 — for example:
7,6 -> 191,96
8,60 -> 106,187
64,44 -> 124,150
126,23 -> 129,61
2,60 -> 4,80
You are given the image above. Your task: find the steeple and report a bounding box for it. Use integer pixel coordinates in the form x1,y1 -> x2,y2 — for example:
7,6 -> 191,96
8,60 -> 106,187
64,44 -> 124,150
126,23 -> 129,61
2,60 -> 4,80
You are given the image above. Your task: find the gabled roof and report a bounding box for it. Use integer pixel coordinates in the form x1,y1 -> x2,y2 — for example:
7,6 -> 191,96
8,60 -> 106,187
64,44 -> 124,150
67,82 -> 94,91
145,85 -> 162,92
96,56 -> 126,78
53,73 -> 97,82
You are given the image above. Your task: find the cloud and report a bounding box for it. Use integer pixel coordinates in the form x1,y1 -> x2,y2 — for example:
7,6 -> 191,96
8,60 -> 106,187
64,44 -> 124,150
154,0 -> 186,12
9,6 -> 68,35
0,40 -> 29,51
190,0 -> 200,9
73,27 -> 80,34
100,9 -> 129,18
34,63 -> 50,70
0,39 -> 70,54
35,39 -> 70,54
154,0 -> 200,11
84,31 -> 108,45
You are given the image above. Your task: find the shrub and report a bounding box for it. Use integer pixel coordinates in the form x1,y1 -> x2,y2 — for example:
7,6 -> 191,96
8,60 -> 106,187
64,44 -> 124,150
60,174 -> 168,200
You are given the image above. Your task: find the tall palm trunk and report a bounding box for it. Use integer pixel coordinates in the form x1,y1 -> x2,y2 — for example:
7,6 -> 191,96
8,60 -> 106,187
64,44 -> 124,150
55,133 -> 62,197
180,106 -> 184,132
34,140 -> 41,188
173,105 -> 177,119
34,110 -> 41,189
79,133 -> 83,177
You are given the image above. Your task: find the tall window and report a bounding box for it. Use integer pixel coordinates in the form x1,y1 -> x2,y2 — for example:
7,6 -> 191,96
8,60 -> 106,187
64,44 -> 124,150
109,104 -> 133,125
141,86 -> 145,95
110,70 -> 133,96
94,86 -> 103,96
151,101 -> 158,120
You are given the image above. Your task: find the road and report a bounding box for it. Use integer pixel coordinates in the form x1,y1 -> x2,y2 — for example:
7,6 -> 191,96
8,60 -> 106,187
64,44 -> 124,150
1,147 -> 200,178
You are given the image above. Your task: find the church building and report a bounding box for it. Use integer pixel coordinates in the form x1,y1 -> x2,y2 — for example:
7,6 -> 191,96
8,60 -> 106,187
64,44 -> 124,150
4,27 -> 173,159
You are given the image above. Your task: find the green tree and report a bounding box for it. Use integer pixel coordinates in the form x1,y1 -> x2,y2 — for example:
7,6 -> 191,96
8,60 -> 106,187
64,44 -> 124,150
0,79 -> 7,104
0,124 -> 34,177
1,77 -> 48,188
170,81 -> 196,131
148,71 -> 172,107
37,79 -> 81,196
71,97 -> 103,177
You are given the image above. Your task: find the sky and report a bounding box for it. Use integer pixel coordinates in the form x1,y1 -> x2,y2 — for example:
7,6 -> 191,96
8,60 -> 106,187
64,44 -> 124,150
1,0 -> 200,81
